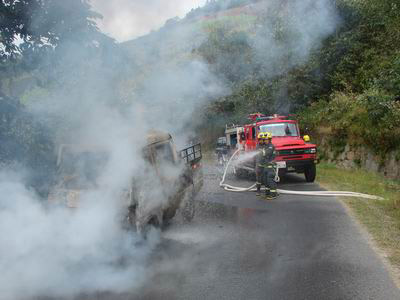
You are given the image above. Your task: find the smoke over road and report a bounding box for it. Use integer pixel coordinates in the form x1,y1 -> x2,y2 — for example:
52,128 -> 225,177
0,63 -> 223,300
0,12 -> 224,300
0,171 -> 154,299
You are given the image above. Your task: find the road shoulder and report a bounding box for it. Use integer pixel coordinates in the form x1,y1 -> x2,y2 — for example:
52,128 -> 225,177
338,197 -> 400,289
316,163 -> 400,289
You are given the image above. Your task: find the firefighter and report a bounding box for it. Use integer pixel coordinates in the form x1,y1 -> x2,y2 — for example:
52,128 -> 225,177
255,132 -> 278,199
264,132 -> 278,199
255,132 -> 267,196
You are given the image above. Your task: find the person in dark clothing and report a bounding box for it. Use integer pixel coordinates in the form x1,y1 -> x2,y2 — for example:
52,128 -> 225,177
255,132 -> 266,196
255,132 -> 278,198
215,137 -> 228,166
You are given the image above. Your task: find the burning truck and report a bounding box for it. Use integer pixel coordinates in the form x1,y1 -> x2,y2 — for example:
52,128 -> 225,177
227,114 -> 318,182
48,130 -> 203,234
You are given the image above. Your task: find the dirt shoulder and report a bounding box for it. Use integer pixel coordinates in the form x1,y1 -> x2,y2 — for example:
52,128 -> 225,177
317,163 -> 400,287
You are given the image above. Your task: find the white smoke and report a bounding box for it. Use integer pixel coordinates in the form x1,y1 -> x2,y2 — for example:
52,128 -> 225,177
92,0 -> 207,41
251,0 -> 338,77
0,23 -> 226,300
0,171 -> 158,299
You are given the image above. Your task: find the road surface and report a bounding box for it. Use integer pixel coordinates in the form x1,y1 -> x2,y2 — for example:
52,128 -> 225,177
46,165 -> 400,300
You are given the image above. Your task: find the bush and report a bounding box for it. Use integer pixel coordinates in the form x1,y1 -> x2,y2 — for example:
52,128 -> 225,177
299,89 -> 400,156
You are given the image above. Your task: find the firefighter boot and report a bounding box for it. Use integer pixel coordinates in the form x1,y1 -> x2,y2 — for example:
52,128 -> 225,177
256,183 -> 261,196
267,189 -> 278,200
265,188 -> 271,198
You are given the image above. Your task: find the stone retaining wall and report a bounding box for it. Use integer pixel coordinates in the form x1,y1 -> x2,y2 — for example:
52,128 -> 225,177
317,137 -> 400,179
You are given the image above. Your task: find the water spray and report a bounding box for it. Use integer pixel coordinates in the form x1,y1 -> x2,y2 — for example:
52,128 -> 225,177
219,150 -> 384,200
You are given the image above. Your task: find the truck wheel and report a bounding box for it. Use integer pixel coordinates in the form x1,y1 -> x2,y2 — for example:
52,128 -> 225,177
138,216 -> 160,240
163,207 -> 177,222
304,164 -> 316,182
181,186 -> 195,222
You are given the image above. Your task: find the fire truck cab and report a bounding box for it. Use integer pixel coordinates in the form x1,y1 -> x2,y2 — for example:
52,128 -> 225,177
237,113 -> 318,182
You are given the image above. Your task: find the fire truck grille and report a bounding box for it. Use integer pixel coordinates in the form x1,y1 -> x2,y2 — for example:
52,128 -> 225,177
282,155 -> 303,160
278,149 -> 306,155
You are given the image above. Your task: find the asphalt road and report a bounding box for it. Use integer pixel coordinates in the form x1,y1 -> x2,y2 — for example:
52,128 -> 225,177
41,164 -> 400,300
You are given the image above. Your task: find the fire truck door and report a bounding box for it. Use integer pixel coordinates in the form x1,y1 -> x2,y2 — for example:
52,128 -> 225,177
249,126 -> 257,150
244,127 -> 251,151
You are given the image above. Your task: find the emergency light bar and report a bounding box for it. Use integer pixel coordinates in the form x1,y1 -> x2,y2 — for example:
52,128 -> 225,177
251,113 -> 289,122
248,113 -> 266,121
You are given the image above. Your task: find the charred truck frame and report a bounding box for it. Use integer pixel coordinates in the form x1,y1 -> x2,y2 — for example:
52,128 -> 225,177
48,130 -> 203,234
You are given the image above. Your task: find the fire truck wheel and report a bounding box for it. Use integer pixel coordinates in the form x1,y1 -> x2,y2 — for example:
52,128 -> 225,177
304,163 -> 316,182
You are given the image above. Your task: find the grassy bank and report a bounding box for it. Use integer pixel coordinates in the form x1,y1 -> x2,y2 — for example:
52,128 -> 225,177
317,163 -> 400,268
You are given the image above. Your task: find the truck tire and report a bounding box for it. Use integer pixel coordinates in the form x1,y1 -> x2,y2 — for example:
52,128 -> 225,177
137,215 -> 160,240
304,163 -> 316,182
163,207 -> 177,222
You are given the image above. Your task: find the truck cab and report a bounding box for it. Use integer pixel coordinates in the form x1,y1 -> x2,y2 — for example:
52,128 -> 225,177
48,130 -> 203,236
238,114 -> 318,182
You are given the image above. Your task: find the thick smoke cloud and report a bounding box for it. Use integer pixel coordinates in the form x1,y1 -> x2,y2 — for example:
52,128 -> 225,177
252,0 -> 338,77
0,171 -> 154,299
92,0 -> 207,41
0,9 -> 226,300
193,0 -> 338,114
128,60 -> 227,146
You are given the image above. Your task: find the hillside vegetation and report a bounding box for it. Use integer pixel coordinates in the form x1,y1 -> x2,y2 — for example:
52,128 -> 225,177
298,1 -> 400,157
192,0 -> 400,156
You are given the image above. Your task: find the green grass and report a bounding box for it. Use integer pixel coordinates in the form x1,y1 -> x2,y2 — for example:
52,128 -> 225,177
317,162 -> 400,267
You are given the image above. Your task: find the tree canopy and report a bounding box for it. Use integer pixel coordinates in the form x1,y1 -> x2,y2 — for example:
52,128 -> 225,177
0,0 -> 101,61
0,0 -> 108,195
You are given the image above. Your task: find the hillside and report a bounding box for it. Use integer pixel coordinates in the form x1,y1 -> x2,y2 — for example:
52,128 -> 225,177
119,0 -> 266,90
120,0 -> 338,118
120,0 -> 400,162
297,1 -> 400,159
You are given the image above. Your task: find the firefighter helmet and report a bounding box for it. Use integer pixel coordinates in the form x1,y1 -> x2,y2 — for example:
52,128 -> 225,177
257,132 -> 266,140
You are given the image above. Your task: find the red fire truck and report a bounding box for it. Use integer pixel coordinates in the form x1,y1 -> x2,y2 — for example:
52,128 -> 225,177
234,113 -> 318,182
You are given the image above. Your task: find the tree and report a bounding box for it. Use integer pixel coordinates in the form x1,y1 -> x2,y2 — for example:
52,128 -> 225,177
0,0 -> 102,61
0,1 -> 108,195
0,0 -> 114,99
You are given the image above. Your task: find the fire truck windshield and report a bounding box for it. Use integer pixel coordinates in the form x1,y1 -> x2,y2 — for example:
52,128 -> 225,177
259,123 -> 298,137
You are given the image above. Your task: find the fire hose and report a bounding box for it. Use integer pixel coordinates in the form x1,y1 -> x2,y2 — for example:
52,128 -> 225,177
219,149 -> 384,200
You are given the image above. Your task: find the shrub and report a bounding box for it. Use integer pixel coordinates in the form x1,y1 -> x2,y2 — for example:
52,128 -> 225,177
299,89 -> 400,156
